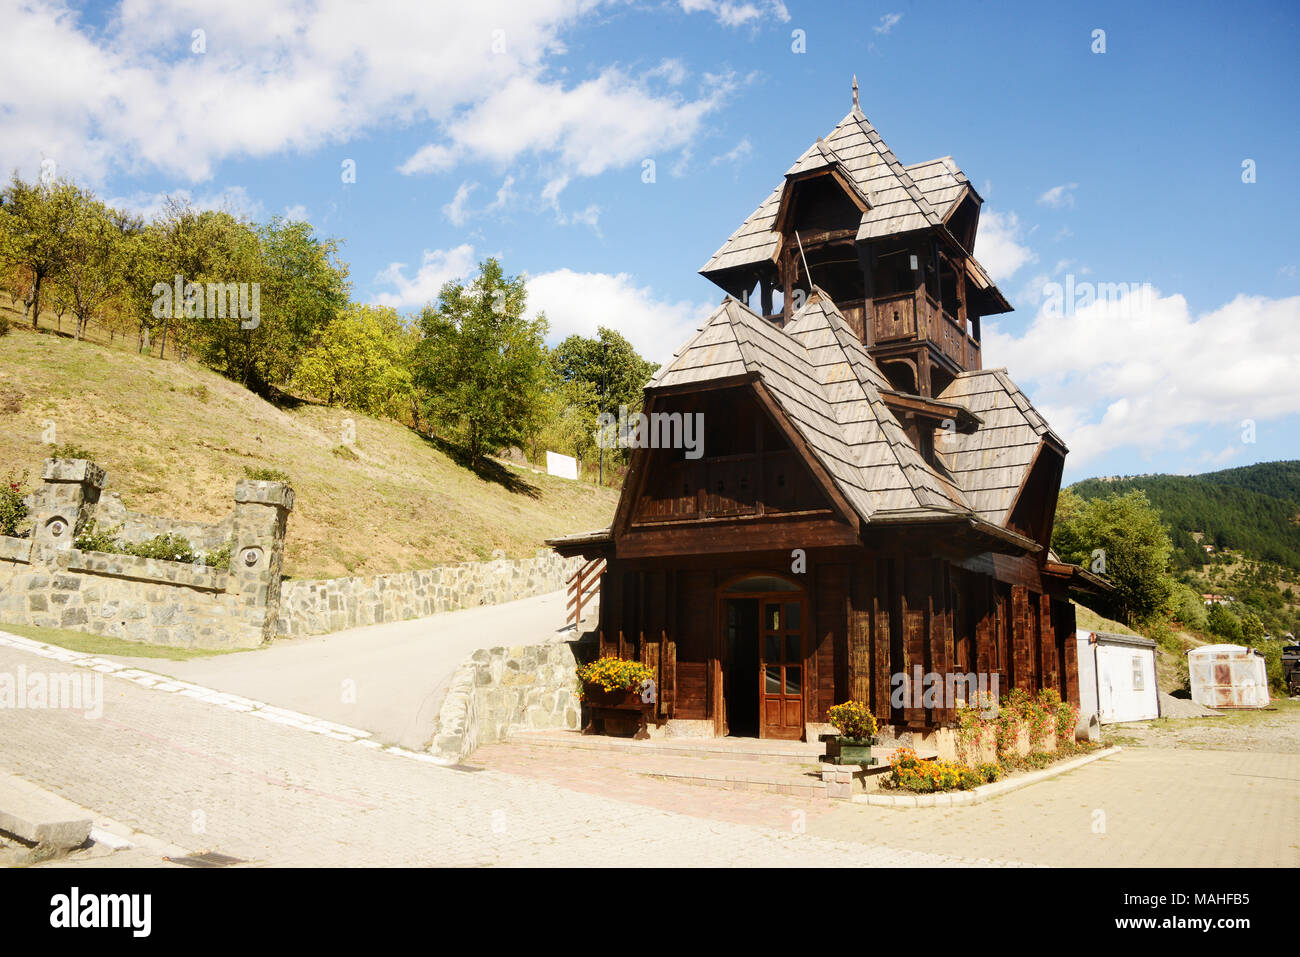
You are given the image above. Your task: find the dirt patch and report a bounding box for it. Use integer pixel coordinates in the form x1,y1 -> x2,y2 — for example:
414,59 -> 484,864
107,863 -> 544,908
1103,698 -> 1300,753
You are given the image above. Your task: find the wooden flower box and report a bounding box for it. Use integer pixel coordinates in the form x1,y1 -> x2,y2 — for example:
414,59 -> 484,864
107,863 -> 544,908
581,686 -> 654,739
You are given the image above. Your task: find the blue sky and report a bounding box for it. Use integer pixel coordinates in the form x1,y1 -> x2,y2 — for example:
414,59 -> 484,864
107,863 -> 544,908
2,0 -> 1297,481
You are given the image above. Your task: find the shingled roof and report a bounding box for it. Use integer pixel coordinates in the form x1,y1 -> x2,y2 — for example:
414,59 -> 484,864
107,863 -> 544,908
700,104 -> 972,277
935,369 -> 1067,524
654,293 -> 1057,533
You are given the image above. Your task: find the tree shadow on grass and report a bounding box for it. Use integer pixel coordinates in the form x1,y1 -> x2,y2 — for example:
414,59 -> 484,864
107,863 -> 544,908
415,431 -> 541,498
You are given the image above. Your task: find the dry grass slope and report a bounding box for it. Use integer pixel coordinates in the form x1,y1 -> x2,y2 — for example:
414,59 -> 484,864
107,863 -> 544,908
0,324 -> 618,579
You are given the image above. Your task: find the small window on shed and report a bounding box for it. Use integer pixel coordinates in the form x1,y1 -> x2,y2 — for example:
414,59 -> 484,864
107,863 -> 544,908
1132,655 -> 1145,691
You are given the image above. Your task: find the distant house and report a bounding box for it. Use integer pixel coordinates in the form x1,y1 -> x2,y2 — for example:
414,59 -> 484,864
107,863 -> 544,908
1202,594 -> 1234,605
551,84 -> 1109,744
1202,544 -> 1215,553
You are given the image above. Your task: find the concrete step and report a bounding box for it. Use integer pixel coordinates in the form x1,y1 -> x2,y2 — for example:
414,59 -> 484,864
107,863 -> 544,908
510,729 -> 826,761
0,770 -> 93,854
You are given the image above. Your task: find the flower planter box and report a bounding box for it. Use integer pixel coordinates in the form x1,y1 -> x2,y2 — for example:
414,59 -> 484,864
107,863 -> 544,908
581,686 -> 653,739
819,733 -> 878,766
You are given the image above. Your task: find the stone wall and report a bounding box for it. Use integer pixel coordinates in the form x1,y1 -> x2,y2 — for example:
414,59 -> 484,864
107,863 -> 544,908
0,458 -> 292,649
428,638 -> 591,764
276,551 -> 583,637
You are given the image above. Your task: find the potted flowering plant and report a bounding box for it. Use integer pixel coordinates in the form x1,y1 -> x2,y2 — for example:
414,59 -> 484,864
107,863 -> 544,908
575,656 -> 655,707
821,700 -> 878,765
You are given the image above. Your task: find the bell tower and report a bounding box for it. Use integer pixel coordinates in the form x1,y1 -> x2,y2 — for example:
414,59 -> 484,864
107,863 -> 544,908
699,79 -> 1012,397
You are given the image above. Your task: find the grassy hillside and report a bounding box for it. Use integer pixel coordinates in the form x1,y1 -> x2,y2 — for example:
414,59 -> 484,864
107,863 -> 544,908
0,324 -> 618,579
1070,461 -> 1300,571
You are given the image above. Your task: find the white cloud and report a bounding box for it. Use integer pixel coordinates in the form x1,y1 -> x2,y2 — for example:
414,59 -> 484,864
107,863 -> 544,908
984,289 -> 1300,467
527,269 -> 714,364
711,138 -> 752,166
0,0 -> 736,190
679,0 -> 790,28
1037,183 -> 1078,209
404,68 -> 734,203
874,13 -> 903,34
107,185 -> 264,222
371,244 -> 479,309
973,209 -> 1036,282
443,182 -> 479,227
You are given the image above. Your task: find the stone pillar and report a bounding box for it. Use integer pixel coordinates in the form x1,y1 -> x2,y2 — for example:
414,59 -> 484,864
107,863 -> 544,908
230,480 -> 294,642
31,458 -> 106,557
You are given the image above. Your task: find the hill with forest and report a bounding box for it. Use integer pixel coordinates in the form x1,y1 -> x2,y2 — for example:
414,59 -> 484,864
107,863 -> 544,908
0,322 -> 619,579
1070,461 -> 1300,573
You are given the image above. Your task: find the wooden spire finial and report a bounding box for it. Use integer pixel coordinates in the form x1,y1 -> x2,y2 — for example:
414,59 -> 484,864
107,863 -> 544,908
852,75 -> 859,109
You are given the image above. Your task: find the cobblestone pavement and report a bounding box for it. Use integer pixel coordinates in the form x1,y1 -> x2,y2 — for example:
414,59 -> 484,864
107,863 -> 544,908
0,645 -> 1013,867
471,737 -> 1300,867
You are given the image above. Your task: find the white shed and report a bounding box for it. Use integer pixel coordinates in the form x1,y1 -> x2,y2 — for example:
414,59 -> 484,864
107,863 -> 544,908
1075,630 -> 1160,724
1188,644 -> 1270,709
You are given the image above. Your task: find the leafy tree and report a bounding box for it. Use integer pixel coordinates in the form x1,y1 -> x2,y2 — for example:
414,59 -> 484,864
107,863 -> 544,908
1239,611 -> 1266,645
0,174 -> 84,329
294,304 -> 413,418
551,326 -> 659,419
1052,489 -> 1174,625
1207,603 -> 1242,642
1168,581 -> 1209,630
526,369 -> 600,468
411,258 -> 549,465
54,197 -> 132,340
250,217 -> 350,390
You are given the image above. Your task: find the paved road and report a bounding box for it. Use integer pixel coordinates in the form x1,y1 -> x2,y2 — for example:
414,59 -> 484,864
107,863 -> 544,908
0,644 -> 998,867
109,589 -> 582,750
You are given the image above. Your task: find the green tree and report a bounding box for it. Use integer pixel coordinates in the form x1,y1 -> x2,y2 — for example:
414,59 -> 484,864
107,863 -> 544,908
1168,581 -> 1209,631
411,258 -> 549,465
1239,611 -> 1266,645
526,368 -> 600,468
0,174 -> 84,329
551,326 -> 659,419
54,197 -> 132,340
1207,603 -> 1242,641
1052,489 -> 1174,625
250,217 -> 350,390
294,304 -> 413,417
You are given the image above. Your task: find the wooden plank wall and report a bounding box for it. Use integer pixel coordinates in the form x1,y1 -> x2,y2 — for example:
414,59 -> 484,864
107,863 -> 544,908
595,553 -> 1078,733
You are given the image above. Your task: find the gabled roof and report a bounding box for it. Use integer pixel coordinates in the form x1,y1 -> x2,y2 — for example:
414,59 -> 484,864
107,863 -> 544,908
701,105 -> 958,276
935,368 -> 1066,523
904,156 -> 974,222
648,292 -> 975,523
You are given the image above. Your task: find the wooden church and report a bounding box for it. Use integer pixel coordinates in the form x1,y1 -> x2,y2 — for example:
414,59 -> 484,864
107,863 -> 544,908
552,82 -> 1107,743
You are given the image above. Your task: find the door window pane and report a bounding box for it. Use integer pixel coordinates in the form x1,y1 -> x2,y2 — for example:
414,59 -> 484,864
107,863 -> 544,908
764,635 -> 780,662
786,634 -> 801,662
784,666 -> 801,695
784,602 -> 801,630
765,604 -> 780,630
765,665 -> 782,693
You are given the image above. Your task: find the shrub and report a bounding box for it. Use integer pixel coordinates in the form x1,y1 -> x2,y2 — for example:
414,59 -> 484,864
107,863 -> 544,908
122,533 -> 198,564
975,762 -> 1002,783
243,466 -> 291,484
0,313 -> 10,336
50,443 -> 94,461
0,471 -> 30,536
575,656 -> 654,698
827,700 -> 877,739
200,539 -> 234,570
73,519 -> 122,553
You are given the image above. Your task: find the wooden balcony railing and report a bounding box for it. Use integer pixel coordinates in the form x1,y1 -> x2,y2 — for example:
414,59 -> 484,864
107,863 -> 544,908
869,291 -> 981,369
566,557 -> 605,627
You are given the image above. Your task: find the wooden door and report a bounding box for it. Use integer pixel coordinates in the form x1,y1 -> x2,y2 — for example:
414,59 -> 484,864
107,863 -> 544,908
759,598 -> 805,740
